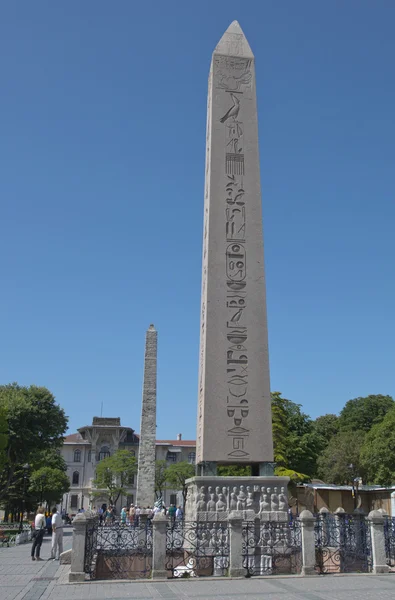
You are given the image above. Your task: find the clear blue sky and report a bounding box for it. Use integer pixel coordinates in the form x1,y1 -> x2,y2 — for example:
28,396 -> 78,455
1,1 -> 394,439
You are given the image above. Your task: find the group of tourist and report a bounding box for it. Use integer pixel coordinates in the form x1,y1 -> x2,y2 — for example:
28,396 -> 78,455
31,506 -> 63,562
95,502 -> 183,526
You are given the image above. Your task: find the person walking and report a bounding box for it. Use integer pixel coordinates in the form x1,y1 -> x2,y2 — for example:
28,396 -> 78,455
120,506 -> 127,525
168,504 -> 176,521
46,514 -> 52,536
50,507 -> 63,561
129,504 -> 135,526
31,507 -> 46,561
175,506 -> 183,520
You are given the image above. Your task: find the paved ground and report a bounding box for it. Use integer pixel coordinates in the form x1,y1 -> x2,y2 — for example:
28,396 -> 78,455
2,532 -> 395,600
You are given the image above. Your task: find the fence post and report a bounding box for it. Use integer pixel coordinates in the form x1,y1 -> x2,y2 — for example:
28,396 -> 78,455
368,510 -> 389,574
228,513 -> 244,577
152,513 -> 168,579
299,510 -> 316,575
69,512 -> 88,582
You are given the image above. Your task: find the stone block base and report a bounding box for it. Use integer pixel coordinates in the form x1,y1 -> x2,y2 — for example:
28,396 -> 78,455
372,565 -> 390,574
185,475 -> 290,522
152,570 -> 168,579
69,572 -> 85,582
60,549 -> 71,565
229,568 -> 245,577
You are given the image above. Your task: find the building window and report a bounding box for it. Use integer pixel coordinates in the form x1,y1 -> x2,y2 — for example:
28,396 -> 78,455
127,494 -> 134,506
166,451 -> 177,463
74,449 -> 81,462
98,446 -> 110,461
87,450 -> 91,463
72,471 -> 79,485
170,494 -> 177,505
188,452 -> 196,464
70,494 -> 78,509
128,474 -> 135,485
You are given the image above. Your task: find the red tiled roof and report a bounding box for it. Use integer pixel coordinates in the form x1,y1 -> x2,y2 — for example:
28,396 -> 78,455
64,433 -> 89,444
64,433 -> 196,446
156,440 -> 196,446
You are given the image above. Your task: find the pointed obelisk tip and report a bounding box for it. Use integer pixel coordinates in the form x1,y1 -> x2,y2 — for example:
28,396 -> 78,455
214,20 -> 254,58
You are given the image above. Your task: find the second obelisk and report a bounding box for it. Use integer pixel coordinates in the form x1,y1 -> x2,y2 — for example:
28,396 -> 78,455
136,324 -> 157,507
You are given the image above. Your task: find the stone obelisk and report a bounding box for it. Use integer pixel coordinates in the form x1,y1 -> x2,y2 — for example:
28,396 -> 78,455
136,324 -> 157,507
196,21 -> 274,474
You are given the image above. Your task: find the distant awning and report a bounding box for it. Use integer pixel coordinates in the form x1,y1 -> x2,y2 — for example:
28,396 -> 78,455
168,448 -> 182,453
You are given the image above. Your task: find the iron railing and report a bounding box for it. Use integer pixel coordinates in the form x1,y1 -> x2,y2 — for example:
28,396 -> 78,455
384,516 -> 395,566
166,521 -> 229,578
84,519 -> 152,580
314,513 -> 371,574
242,519 -> 302,576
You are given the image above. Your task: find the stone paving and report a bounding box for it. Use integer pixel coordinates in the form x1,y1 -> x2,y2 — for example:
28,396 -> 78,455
2,530 -> 395,600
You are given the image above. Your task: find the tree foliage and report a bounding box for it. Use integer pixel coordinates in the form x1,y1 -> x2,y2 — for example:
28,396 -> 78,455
165,461 -> 195,509
0,404 -> 7,473
338,395 -> 394,433
360,408 -> 395,486
155,460 -> 168,499
271,392 -> 319,481
316,430 -> 365,484
29,466 -> 70,507
312,414 -> 339,447
93,449 -> 137,505
0,383 -> 68,503
217,465 -> 251,477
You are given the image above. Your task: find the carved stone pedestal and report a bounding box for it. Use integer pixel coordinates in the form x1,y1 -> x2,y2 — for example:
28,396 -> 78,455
185,476 -> 290,522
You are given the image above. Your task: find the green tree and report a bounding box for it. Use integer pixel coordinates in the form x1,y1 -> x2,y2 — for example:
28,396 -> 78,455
0,404 -> 7,473
271,392 -> 319,481
155,460 -> 168,499
165,461 -> 195,509
312,414 -> 339,445
316,430 -> 365,484
217,465 -> 251,476
360,408 -> 395,486
0,383 -> 68,502
339,395 -> 394,433
29,466 -> 70,508
93,449 -> 137,505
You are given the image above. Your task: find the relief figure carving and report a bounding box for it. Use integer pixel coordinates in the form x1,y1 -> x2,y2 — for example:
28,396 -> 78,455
278,487 -> 287,511
220,93 -> 240,123
214,57 -> 252,92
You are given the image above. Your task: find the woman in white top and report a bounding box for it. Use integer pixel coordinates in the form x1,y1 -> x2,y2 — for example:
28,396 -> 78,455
31,506 -> 45,561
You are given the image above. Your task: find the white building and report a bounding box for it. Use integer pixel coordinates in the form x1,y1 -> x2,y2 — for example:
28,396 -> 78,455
61,417 -> 196,514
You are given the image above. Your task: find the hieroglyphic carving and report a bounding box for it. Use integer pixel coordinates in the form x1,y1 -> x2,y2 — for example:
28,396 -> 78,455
214,56 -> 252,92
221,91 -> 250,460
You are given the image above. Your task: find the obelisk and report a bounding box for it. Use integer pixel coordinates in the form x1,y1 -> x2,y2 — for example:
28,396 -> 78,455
197,21 -> 274,473
136,324 -> 157,507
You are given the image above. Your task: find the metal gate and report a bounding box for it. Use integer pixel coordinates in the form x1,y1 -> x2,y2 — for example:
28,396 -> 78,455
166,521 -> 229,578
242,519 -> 302,576
314,513 -> 371,574
84,520 -> 152,580
384,516 -> 395,567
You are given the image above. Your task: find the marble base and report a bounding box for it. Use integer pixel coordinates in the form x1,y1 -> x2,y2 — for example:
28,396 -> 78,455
185,476 -> 289,522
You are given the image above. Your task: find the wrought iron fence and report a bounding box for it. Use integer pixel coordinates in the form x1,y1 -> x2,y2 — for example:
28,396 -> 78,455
384,516 -> 395,566
314,513 -> 371,574
84,519 -> 152,580
166,521 -> 229,578
242,519 -> 302,576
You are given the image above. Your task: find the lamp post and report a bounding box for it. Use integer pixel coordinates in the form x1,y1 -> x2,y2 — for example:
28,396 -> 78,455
19,463 -> 30,533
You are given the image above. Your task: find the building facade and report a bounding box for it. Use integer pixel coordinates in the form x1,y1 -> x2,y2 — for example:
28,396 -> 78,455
61,417 -> 196,514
